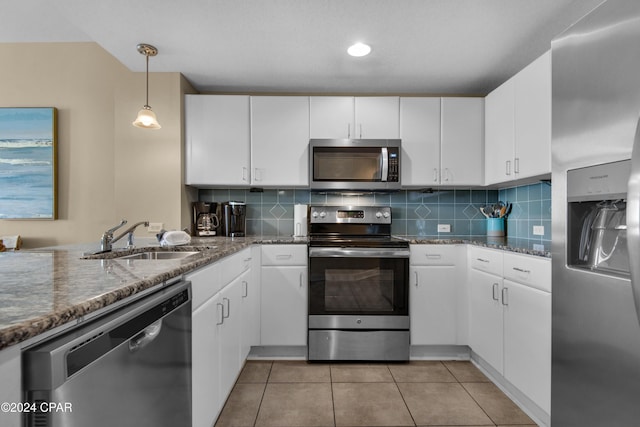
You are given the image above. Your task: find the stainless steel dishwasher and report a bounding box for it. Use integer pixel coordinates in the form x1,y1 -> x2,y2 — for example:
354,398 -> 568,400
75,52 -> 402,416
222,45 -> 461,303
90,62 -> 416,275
23,280 -> 192,427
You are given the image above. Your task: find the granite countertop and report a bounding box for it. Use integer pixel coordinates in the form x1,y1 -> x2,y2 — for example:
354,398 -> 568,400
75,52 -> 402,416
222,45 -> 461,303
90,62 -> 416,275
402,236 -> 551,258
0,235 -> 306,351
0,233 -> 545,351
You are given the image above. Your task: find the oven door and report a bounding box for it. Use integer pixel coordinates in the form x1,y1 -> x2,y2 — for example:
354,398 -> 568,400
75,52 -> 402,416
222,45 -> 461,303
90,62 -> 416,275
308,247 -> 409,324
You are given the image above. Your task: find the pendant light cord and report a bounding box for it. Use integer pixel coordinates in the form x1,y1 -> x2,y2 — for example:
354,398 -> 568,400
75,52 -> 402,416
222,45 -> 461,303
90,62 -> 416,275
145,53 -> 150,108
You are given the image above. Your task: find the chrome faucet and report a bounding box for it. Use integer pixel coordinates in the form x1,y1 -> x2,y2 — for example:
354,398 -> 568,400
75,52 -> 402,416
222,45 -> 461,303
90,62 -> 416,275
100,219 -> 149,252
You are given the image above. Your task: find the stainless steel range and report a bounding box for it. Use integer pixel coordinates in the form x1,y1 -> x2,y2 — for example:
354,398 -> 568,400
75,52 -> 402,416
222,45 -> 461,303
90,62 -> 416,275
307,205 -> 410,361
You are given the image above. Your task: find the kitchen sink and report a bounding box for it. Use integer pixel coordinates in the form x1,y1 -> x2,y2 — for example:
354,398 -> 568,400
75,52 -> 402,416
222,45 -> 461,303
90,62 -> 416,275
117,251 -> 201,260
83,247 -> 214,260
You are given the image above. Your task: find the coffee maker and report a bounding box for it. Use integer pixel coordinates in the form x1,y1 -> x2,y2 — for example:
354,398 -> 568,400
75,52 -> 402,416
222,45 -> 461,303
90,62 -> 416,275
221,201 -> 247,237
191,202 -> 220,237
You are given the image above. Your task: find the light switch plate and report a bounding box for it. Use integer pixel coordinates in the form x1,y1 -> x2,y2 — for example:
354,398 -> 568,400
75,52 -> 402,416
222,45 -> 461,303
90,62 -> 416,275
148,222 -> 163,233
437,224 -> 451,233
533,225 -> 545,236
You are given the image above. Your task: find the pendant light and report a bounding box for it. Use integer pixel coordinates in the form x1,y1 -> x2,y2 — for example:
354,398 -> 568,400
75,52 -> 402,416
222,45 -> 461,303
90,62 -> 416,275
132,43 -> 161,129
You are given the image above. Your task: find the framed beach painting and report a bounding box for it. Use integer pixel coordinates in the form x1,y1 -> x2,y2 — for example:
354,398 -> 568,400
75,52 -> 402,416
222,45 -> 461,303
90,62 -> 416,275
0,108 -> 57,219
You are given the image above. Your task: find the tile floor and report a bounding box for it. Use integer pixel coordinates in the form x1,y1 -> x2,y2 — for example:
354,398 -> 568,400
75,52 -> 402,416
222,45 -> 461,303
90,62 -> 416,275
214,360 -> 538,427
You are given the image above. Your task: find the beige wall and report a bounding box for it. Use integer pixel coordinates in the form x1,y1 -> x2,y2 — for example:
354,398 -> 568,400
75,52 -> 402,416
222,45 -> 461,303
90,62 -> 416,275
0,42 -> 193,248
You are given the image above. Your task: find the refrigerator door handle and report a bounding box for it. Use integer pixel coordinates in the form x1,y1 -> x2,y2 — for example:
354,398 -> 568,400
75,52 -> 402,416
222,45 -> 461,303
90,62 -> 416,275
627,116 -> 640,326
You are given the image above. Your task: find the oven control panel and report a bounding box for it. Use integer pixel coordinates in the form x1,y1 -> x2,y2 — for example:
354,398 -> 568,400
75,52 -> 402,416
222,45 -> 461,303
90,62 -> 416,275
309,206 -> 391,224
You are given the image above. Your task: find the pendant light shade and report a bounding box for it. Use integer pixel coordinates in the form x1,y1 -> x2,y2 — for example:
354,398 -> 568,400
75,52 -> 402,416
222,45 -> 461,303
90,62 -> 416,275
132,43 -> 161,129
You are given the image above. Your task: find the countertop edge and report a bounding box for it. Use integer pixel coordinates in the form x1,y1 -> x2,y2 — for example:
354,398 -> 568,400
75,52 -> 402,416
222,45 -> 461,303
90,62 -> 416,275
0,236 -> 546,351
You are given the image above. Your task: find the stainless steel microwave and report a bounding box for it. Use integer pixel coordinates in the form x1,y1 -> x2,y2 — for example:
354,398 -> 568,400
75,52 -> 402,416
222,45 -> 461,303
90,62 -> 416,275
309,139 -> 401,190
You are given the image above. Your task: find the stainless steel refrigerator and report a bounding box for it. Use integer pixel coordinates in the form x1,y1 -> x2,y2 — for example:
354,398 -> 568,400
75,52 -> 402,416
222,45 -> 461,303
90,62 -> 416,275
552,0 -> 640,425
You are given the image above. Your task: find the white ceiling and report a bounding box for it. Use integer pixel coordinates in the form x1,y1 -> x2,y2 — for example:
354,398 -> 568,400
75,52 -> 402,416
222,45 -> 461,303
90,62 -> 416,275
1,0 -> 604,95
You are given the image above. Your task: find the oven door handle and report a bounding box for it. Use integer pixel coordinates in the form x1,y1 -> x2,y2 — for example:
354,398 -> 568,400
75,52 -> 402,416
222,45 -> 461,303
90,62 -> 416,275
309,247 -> 410,258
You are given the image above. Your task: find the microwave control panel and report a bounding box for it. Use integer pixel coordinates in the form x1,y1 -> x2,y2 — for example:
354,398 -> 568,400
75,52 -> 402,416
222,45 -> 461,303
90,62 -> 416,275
388,148 -> 399,182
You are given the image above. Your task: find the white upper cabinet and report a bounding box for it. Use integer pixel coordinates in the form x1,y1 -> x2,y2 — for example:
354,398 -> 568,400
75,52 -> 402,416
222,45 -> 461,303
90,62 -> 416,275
400,97 -> 441,186
309,96 -> 354,139
310,96 -> 399,139
485,51 -> 551,185
485,81 -> 515,185
185,95 -> 251,186
514,50 -> 551,179
440,97 -> 485,186
250,96 -> 310,187
400,97 -> 484,187
354,97 -> 400,139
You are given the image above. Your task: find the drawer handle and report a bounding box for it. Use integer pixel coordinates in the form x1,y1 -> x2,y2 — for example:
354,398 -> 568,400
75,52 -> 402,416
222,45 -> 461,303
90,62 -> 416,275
425,254 -> 442,259
492,283 -> 499,301
476,258 -> 490,263
513,267 -> 531,274
276,254 -> 293,260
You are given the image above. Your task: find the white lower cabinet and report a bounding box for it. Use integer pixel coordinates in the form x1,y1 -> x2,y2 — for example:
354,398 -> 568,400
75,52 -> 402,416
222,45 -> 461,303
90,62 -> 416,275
189,248 -> 252,427
241,245 -> 261,359
468,268 -> 504,370
192,291 -> 223,427
260,245 -> 308,346
410,245 -> 467,345
503,279 -> 551,414
218,275 -> 244,399
468,247 -> 551,415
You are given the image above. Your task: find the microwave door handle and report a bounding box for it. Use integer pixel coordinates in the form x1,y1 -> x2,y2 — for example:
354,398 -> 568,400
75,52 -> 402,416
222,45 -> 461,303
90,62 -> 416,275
381,147 -> 389,182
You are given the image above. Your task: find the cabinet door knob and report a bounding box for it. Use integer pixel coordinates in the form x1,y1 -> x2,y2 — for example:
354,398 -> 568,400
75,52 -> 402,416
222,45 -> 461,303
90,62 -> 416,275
492,283 -> 499,301
506,160 -> 512,176
501,288 -> 509,306
415,271 -> 419,287
433,168 -> 439,182
514,157 -> 520,174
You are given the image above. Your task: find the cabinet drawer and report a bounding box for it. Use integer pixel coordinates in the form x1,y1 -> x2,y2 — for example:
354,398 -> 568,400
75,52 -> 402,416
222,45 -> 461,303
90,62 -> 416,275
468,246 -> 503,276
261,244 -> 308,266
503,252 -> 551,292
410,245 -> 459,266
188,262 -> 222,311
220,247 -> 252,284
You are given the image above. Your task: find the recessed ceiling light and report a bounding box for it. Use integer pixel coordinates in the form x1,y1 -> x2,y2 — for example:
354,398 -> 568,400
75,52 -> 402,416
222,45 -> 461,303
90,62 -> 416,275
347,42 -> 371,57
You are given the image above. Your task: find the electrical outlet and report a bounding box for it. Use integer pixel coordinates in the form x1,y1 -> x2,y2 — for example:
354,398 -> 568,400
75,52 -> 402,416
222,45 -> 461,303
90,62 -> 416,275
148,222 -> 163,233
437,224 -> 451,233
533,225 -> 545,236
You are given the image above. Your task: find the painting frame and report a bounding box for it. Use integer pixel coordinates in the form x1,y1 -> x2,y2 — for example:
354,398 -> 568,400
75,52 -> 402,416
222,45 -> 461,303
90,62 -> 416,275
0,107 -> 58,220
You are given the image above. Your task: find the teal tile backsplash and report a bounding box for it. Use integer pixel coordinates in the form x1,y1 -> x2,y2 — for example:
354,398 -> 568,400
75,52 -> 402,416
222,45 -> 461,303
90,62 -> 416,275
199,182 -> 551,242
499,181 -> 552,242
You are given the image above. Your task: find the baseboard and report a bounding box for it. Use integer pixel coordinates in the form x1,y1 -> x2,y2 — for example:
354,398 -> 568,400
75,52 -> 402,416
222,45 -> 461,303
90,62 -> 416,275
410,345 -> 471,360
248,346 -> 307,360
471,351 -> 550,427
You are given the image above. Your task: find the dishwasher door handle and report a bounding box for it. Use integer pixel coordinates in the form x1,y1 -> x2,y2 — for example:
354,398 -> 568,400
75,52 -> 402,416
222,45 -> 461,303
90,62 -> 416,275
129,319 -> 163,353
